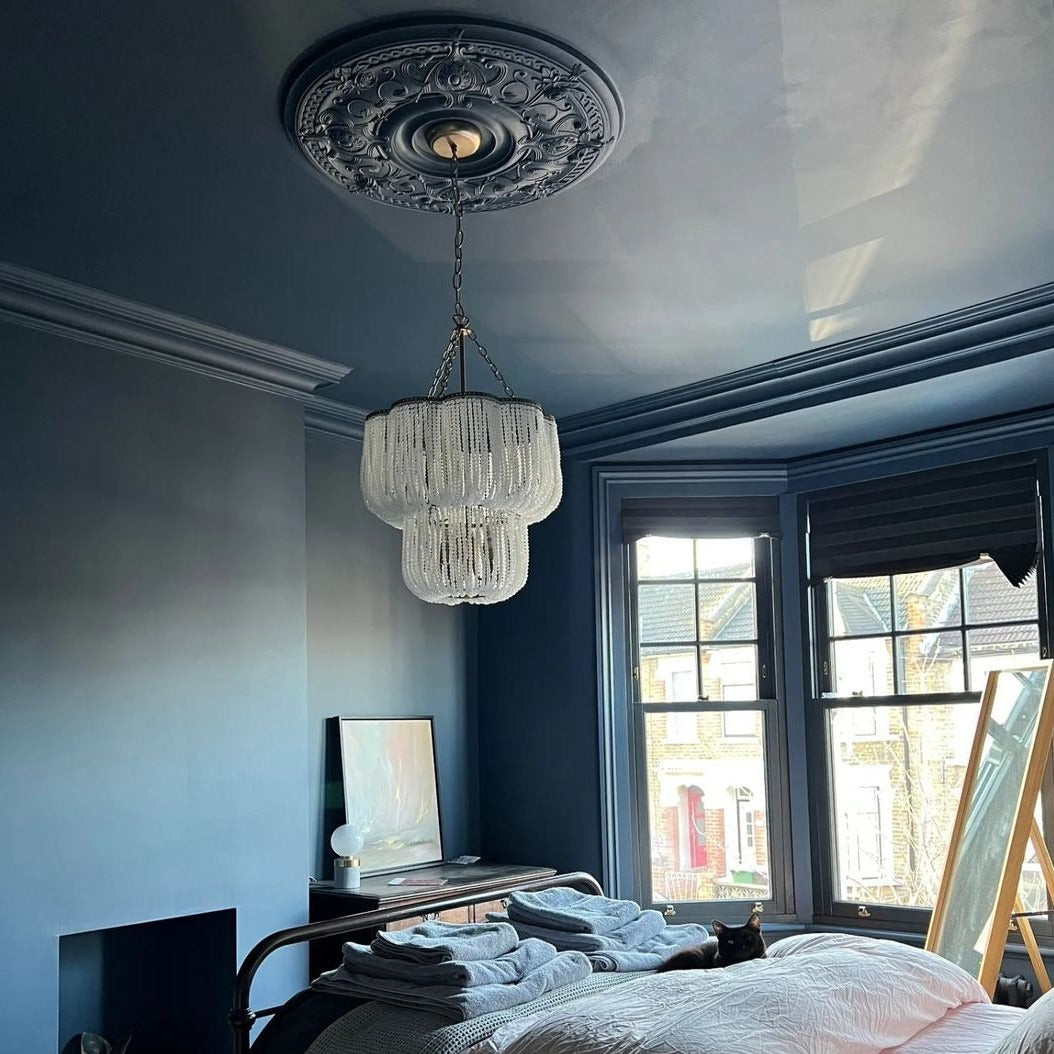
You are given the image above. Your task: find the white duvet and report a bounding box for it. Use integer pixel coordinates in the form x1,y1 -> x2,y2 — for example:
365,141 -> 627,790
471,933 -> 993,1054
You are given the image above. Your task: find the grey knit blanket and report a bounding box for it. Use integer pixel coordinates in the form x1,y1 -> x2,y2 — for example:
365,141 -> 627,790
304,973 -> 643,1054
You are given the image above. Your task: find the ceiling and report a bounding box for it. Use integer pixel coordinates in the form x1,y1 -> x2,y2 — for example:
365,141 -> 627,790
609,349 -> 1054,461
2,0 -> 1053,442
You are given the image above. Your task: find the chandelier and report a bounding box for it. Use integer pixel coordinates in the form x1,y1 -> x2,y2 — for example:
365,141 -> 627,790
360,131 -> 562,605
283,17 -> 622,604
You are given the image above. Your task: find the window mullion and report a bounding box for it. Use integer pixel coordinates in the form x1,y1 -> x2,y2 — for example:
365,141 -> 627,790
889,576 -> 900,696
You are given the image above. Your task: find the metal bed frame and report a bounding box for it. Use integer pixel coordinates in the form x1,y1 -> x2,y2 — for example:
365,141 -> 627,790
230,870 -> 604,1054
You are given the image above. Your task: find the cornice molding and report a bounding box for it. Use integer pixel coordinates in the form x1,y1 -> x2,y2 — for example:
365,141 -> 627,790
593,463 -> 788,487
0,261 -> 349,398
560,281 -> 1054,458
303,394 -> 369,441
786,402 -> 1054,482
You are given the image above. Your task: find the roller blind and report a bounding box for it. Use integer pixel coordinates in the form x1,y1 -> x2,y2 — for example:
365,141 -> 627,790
807,454 -> 1041,586
621,496 -> 781,541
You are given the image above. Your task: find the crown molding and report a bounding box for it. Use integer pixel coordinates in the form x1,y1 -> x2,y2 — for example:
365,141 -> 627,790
786,402 -> 1054,483
304,394 -> 369,441
593,463 -> 788,487
0,261 -> 350,398
559,281 -> 1054,459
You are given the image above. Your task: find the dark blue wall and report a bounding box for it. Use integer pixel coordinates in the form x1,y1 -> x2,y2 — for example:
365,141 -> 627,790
0,330 -> 304,1049
476,459 -> 604,877
305,432 -> 473,877
0,329 -> 479,1050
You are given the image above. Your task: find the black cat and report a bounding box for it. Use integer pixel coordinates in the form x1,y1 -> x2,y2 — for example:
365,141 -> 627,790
657,913 -> 766,972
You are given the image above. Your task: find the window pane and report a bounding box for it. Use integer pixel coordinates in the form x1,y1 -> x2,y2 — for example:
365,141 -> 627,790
967,624 -> 1041,691
638,583 -> 695,642
698,582 -> 755,642
832,638 -> 894,696
644,711 -> 771,903
636,537 -> 694,580
829,702 -> 981,906
895,632 -> 965,694
640,647 -> 697,703
964,559 -> 1038,625
828,577 -> 892,636
700,645 -> 758,701
894,569 -> 962,631
695,538 -> 753,579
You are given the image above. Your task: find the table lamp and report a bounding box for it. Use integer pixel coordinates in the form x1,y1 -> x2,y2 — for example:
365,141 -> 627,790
331,824 -> 364,888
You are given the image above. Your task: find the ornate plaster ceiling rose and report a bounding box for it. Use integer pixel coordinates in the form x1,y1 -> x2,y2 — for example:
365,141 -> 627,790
282,16 -> 623,212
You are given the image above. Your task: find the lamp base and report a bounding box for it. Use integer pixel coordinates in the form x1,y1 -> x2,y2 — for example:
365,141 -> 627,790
334,856 -> 361,889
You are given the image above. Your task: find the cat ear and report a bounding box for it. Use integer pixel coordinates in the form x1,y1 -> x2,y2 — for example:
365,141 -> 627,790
746,913 -> 762,931
711,920 -> 726,935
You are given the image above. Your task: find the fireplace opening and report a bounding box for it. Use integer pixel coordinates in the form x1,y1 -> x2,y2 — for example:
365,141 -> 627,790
59,908 -> 235,1054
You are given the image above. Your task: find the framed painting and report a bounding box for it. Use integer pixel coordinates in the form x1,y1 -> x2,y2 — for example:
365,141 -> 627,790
336,716 -> 445,875
925,661 -> 1054,995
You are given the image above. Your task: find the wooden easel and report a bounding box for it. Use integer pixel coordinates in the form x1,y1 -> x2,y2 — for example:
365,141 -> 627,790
926,662 -> 1054,997
1009,817 -> 1054,994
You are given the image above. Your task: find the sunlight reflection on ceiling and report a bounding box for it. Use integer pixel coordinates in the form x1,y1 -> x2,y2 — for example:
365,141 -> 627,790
780,0 -> 984,340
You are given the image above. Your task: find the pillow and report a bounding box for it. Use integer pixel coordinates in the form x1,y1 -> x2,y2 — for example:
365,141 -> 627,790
990,988 -> 1054,1054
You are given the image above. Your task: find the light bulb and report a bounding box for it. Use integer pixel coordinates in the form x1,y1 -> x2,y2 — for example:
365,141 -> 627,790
331,823 -> 364,858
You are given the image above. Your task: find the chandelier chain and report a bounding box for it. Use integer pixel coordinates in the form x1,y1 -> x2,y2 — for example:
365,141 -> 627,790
468,331 -> 515,399
451,145 -> 467,329
427,332 -> 459,398
425,143 -> 517,400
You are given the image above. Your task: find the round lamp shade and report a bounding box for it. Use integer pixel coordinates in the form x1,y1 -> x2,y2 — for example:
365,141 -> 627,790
330,823 -> 365,858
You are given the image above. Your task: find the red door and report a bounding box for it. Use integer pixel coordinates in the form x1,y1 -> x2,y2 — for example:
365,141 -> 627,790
687,786 -> 708,868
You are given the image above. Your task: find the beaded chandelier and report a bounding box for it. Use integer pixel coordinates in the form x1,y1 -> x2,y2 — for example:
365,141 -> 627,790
360,132 -> 562,605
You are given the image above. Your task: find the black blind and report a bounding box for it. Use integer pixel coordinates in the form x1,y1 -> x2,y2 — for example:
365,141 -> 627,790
621,496 -> 781,541
807,454 -> 1041,586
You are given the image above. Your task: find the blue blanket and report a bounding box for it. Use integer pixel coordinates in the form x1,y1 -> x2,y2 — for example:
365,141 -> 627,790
505,888 -> 641,935
312,949 -> 593,1021
342,937 -> 556,987
371,921 -> 519,965
589,923 -> 711,971
488,909 -> 665,951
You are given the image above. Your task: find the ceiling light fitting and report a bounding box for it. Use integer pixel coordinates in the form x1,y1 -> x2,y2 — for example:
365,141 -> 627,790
359,141 -> 562,604
283,19 -> 621,603
283,17 -> 622,211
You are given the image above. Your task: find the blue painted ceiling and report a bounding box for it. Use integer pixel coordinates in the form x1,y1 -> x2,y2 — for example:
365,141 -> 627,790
1,0 -> 1053,442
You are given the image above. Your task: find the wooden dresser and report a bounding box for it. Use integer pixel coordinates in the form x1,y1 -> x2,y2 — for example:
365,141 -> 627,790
308,862 -> 556,978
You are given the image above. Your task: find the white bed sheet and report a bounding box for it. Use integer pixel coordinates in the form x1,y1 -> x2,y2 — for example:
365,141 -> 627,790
887,1002 -> 1024,1054
468,934 -> 1010,1054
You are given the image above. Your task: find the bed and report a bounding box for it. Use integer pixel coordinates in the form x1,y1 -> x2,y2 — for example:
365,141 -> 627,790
233,872 -> 1046,1054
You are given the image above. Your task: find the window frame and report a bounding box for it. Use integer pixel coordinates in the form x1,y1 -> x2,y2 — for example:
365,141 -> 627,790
627,534 -> 794,921
806,453 -> 1054,935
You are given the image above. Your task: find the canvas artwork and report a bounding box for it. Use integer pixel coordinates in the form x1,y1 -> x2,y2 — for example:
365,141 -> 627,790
338,717 -> 444,874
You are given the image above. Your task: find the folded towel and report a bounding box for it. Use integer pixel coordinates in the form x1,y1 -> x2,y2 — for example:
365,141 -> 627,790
342,936 -> 557,987
312,949 -> 593,1021
371,921 -> 519,965
505,888 -> 642,935
589,923 -> 711,972
488,909 -> 666,952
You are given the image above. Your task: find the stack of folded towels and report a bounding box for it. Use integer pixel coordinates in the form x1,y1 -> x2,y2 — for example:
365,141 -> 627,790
488,888 -> 711,972
312,919 -> 592,1021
